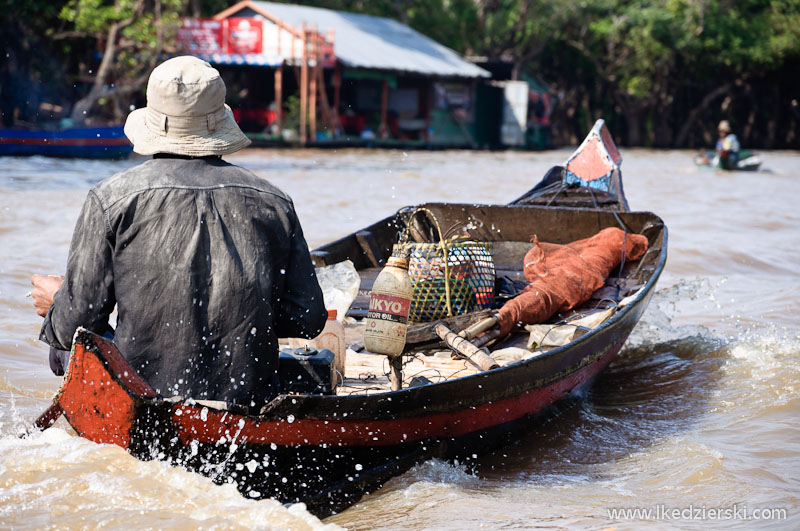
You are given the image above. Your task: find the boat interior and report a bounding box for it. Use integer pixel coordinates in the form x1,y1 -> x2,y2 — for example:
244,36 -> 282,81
288,201 -> 666,396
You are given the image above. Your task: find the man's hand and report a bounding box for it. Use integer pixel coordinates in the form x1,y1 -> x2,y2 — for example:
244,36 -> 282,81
30,274 -> 64,317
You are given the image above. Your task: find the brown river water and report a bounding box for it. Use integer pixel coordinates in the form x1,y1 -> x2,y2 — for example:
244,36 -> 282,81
0,148 -> 798,529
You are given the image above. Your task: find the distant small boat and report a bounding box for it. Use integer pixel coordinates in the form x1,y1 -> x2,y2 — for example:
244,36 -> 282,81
695,150 -> 762,171
0,126 -> 132,159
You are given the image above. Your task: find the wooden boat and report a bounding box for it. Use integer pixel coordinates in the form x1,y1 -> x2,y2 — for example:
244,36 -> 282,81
35,120 -> 667,517
0,125 -> 132,159
695,149 -> 762,171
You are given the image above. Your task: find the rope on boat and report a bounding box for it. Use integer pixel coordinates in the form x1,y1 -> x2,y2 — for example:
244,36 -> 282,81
586,186 -> 630,301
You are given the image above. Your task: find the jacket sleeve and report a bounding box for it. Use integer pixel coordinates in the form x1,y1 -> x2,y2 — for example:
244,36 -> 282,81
39,191 -> 116,350
273,210 -> 328,339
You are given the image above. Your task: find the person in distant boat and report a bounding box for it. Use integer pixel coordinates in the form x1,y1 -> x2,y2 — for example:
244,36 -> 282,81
30,56 -> 327,410
715,120 -> 740,170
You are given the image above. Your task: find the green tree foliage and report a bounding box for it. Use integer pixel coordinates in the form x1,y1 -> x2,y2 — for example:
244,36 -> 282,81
504,0 -> 799,146
302,0 -> 561,76
558,1 -> 698,144
57,0 -> 187,123
470,0 -> 564,78
185,0 -> 230,17
298,0 -> 799,146
3,0 -> 799,146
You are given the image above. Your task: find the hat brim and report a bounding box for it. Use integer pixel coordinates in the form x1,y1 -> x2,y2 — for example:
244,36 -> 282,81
124,104 -> 251,156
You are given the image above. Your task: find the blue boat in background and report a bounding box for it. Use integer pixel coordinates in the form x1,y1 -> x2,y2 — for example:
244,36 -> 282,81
0,126 -> 132,159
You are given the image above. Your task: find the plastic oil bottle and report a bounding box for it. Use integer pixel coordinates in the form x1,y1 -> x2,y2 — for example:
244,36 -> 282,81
288,309 -> 346,385
363,248 -> 414,358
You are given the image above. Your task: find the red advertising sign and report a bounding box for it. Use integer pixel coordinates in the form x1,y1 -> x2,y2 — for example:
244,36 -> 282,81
226,18 -> 263,55
177,18 -> 222,54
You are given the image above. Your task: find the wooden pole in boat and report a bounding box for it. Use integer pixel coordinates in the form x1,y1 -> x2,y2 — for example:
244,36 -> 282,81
458,314 -> 498,340
20,400 -> 62,438
472,328 -> 503,348
435,323 -> 499,371
390,356 -> 403,391
32,401 -> 62,430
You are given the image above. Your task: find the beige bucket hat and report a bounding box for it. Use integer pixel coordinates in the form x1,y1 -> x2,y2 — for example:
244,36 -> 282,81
124,56 -> 251,156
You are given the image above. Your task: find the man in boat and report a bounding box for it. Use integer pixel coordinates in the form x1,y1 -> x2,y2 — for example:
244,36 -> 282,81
30,56 -> 328,409
715,120 -> 740,170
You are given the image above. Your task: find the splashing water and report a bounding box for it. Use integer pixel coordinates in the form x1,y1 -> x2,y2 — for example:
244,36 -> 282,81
2,149 -> 799,528
0,428 -> 338,530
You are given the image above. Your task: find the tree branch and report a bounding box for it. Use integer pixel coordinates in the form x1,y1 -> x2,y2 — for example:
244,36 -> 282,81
674,82 -> 732,147
50,30 -> 98,40
566,39 -> 611,82
70,0 -> 150,123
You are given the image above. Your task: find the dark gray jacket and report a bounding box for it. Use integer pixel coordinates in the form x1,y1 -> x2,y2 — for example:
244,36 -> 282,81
40,156 -> 327,407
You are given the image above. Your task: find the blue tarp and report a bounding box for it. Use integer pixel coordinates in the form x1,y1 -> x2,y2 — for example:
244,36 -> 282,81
197,53 -> 281,67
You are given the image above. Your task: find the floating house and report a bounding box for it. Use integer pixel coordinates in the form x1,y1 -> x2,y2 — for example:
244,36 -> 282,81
178,1 -> 497,147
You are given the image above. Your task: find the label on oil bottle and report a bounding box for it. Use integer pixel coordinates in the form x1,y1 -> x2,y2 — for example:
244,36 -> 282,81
364,291 -> 410,355
367,293 -> 410,323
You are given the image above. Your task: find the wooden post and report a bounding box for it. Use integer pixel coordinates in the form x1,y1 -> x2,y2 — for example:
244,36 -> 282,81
300,27 -> 308,145
310,65 -> 317,141
380,79 -> 389,139
25,401 -> 63,436
316,66 -> 333,132
309,27 -> 317,142
425,81 -> 433,142
333,65 -> 342,135
390,356 -> 403,391
274,64 -> 283,137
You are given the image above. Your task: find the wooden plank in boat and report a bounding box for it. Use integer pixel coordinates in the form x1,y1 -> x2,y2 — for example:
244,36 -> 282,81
355,231 -> 386,267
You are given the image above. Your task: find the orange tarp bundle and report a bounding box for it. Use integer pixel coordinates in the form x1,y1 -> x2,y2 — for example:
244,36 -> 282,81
497,227 -> 649,336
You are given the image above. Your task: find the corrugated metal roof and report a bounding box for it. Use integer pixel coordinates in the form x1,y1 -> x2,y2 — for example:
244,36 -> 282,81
246,1 -> 490,78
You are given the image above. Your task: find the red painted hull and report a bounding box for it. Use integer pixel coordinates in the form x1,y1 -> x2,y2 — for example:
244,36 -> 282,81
170,343 -> 621,448
59,329 -> 625,448
57,302 -> 646,517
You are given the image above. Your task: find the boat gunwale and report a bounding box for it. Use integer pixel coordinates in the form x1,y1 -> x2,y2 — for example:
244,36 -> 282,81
239,204 -> 669,414
60,207 -> 667,422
